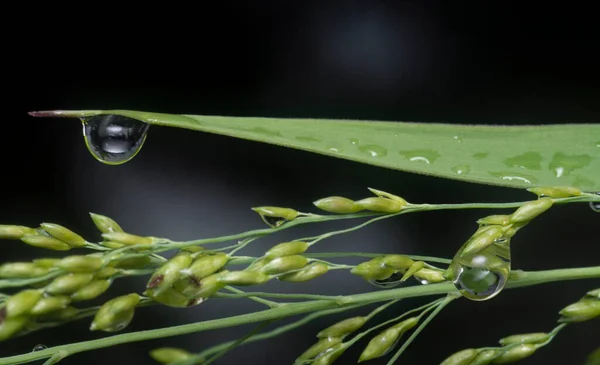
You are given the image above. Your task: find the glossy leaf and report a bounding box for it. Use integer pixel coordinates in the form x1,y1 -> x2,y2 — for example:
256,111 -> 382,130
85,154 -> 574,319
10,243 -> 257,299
30,110 -> 600,191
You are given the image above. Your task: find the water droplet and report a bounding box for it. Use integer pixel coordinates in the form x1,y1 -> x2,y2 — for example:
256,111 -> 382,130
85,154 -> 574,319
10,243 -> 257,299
453,135 -> 463,143
398,150 -> 440,164
473,152 -> 489,160
489,172 -> 537,185
549,152 -> 593,177
591,193 -> 600,212
359,145 -> 387,158
82,114 -> 150,165
349,138 -> 359,145
295,136 -> 321,143
328,147 -> 343,153
369,272 -> 404,288
451,165 -> 471,175
261,216 -> 287,228
448,237 -> 511,301
595,141 -> 600,148
503,152 -> 542,170
32,344 -> 47,352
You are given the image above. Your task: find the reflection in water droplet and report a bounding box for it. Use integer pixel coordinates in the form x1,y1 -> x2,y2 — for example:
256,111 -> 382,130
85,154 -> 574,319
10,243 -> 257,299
549,152 -> 593,178
359,145 -> 387,158
350,138 -> 359,145
453,135 -> 463,143
32,344 -> 47,352
398,150 -> 440,164
449,237 -> 511,301
591,193 -> 600,212
369,272 -> 404,288
489,172 -> 536,185
504,152 -> 542,170
295,136 -> 321,143
451,165 -> 471,175
82,114 -> 150,165
473,152 -> 489,160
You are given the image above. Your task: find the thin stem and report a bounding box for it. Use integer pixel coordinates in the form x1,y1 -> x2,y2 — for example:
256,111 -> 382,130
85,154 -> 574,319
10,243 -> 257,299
215,291 -> 344,303
1,265 -> 599,365
227,253 -> 451,267
223,287 -> 280,308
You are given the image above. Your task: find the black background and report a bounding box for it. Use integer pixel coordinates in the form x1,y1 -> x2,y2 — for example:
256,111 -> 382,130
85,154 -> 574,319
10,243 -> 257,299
3,2 -> 599,364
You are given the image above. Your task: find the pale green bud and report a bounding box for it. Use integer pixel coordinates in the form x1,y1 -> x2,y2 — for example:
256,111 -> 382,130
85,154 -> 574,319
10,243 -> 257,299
509,198 -> 553,224
102,241 -> 124,249
278,262 -> 329,282
4,289 -> 42,318
56,255 -> 104,272
367,188 -> 408,204
111,255 -> 151,270
191,272 -> 228,299
150,348 -> 192,364
381,255 -> 414,270
462,226 -> 504,256
498,333 -> 549,346
89,213 -> 124,233
359,317 -> 418,362
40,223 -> 86,247
313,343 -> 346,365
146,253 -> 193,294
400,261 -> 425,281
36,306 -> 78,322
477,215 -> 511,226
0,225 -> 36,240
313,197 -> 363,214
259,255 -> 308,275
559,299 -> 600,322
186,252 -> 229,280
246,257 -> 270,272
33,258 -> 61,268
351,257 -> 395,281
355,197 -> 404,213
94,267 -> 119,279
317,316 -> 367,338
21,234 -> 71,251
145,287 -> 194,308
102,232 -> 153,246
251,206 -> 299,227
527,186 -> 582,198
218,271 -> 270,286
265,241 -> 309,259
413,268 -> 446,283
491,344 -> 537,363
297,337 -> 342,361
0,316 -> 28,342
468,350 -> 499,365
29,296 -> 71,316
440,349 -> 478,365
90,293 -> 140,332
71,280 -> 111,301
586,288 -> 600,299
0,262 -> 49,278
46,273 -> 94,295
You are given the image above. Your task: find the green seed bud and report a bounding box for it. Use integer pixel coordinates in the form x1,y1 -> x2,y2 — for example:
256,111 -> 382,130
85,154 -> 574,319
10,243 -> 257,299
0,316 -> 28,342
186,252 -> 229,280
498,333 -> 549,346
351,257 -> 395,281
251,206 -> 299,227
192,271 -> 228,298
317,316 -> 367,338
477,215 -> 511,226
56,255 -> 104,272
145,287 -> 193,308
440,349 -> 478,365
527,186 -> 582,198
29,296 -> 71,316
462,226 -> 504,256
469,350 -> 500,365
21,235 -> 71,251
150,348 -> 193,364
297,337 -> 342,361
368,188 -> 408,204
36,306 -> 78,322
146,253 -> 193,294
559,299 -> 600,322
265,241 -> 309,259
278,262 -> 329,282
358,317 -> 418,362
40,223 -> 86,248
102,241 -> 124,249
355,197 -> 404,213
586,288 -> 600,299
111,256 -> 151,270
259,255 -> 308,275
0,263 -> 49,278
90,293 -> 140,332
509,198 -> 553,224
382,255 -> 414,270
491,344 -> 537,364
400,261 -> 425,281
0,225 -> 36,240
102,232 -> 153,246
585,347 -> 600,365
33,258 -> 61,268
5,290 -> 42,318
313,343 -> 346,365
246,257 -> 270,272
71,280 -> 111,301
46,273 -> 94,295
95,267 -> 119,279
413,268 -> 446,283
313,197 -> 363,214
218,271 -> 270,286
89,213 -> 124,233
181,245 -> 205,253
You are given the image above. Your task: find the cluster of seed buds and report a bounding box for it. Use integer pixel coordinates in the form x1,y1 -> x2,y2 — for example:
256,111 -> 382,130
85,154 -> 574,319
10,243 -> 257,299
313,188 -> 409,214
0,222 -> 87,251
90,293 -> 140,332
350,254 -> 445,285
558,288 -> 600,323
295,316 -> 368,364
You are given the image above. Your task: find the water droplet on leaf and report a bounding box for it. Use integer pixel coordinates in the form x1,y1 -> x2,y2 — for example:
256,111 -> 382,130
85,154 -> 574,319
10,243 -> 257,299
473,152 -> 489,160
369,272 -> 404,288
32,344 -> 47,352
398,150 -> 440,164
82,114 -> 150,165
591,193 -> 600,212
358,145 -> 387,158
504,152 -> 542,170
451,165 -> 471,175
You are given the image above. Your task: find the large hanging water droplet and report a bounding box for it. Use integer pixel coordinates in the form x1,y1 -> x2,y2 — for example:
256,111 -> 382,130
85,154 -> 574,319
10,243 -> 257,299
368,272 -> 404,288
82,114 -> 150,165
32,344 -> 48,352
448,237 -> 511,301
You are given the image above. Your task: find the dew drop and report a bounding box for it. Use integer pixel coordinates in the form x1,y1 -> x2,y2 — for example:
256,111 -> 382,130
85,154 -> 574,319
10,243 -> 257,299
503,152 -> 542,170
328,147 -> 343,153
368,272 -> 404,288
349,138 -> 360,145
358,145 -> 387,158
398,150 -> 440,164
448,236 -> 511,301
451,165 -> 471,175
32,344 -> 47,352
591,193 -> 600,212
473,152 -> 489,160
549,152 -> 593,177
82,114 -> 150,165
453,135 -> 463,143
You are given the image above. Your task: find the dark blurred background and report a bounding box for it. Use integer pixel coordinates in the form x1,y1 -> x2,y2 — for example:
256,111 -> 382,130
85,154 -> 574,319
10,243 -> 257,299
3,2 -> 599,364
